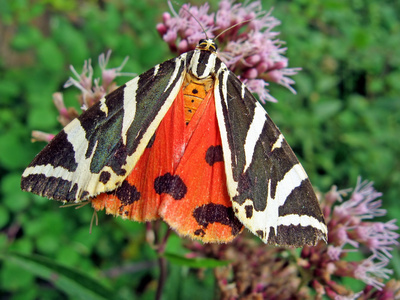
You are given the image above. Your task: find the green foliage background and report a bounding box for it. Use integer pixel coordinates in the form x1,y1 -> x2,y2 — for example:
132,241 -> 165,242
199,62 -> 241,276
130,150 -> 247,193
0,0 -> 399,298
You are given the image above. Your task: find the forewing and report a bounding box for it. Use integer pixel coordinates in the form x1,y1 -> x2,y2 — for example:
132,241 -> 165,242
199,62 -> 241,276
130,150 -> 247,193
21,53 -> 189,202
214,67 -> 327,247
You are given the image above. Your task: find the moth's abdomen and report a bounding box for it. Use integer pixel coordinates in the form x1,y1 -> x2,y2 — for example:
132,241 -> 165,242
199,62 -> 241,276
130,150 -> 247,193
183,81 -> 206,124
182,73 -> 214,125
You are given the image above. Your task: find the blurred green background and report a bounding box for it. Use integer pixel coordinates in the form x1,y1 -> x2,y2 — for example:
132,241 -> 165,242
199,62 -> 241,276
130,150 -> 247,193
0,0 -> 399,299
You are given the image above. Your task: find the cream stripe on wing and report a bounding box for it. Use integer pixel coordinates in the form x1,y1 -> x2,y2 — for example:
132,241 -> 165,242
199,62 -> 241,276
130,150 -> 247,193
121,77 -> 140,145
243,104 -> 265,173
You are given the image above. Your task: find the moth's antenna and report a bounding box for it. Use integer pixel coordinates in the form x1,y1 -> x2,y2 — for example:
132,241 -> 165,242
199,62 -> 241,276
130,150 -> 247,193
89,210 -> 98,234
171,1 -> 253,41
60,201 -> 90,209
172,1 -> 209,39
214,18 -> 254,41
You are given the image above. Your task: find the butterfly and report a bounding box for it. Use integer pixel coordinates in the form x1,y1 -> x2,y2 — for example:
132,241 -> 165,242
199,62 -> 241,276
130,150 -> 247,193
21,38 -> 327,247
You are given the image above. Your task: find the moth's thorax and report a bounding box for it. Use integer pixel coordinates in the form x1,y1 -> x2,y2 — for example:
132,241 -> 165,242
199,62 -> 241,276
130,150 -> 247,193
188,49 -> 219,80
184,44 -> 219,124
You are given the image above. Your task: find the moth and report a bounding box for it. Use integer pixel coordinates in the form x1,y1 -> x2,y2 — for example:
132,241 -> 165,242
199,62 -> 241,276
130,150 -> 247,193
21,38 -> 327,247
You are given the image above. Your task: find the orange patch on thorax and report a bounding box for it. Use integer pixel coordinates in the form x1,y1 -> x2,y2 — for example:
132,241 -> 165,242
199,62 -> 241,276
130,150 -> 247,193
183,75 -> 213,124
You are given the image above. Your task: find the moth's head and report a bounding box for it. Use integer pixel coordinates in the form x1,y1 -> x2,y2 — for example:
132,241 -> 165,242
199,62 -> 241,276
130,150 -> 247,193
196,39 -> 218,52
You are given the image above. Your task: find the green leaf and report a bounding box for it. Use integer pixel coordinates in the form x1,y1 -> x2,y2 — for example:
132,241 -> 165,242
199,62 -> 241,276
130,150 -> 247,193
2,172 -> 31,211
0,132 -> 34,170
0,205 -> 10,229
0,252 -> 116,300
0,259 -> 35,290
164,252 -> 230,268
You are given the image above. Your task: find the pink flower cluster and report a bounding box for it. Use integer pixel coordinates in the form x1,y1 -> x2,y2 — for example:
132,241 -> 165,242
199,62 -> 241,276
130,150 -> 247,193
31,51 -> 133,143
185,178 -> 399,299
156,0 -> 300,103
323,178 -> 399,293
64,50 -> 132,111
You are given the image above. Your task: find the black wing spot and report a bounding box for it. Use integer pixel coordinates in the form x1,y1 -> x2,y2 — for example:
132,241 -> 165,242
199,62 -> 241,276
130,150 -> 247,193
256,230 -> 264,239
194,229 -> 205,237
99,171 -> 111,184
192,203 -> 243,236
114,181 -> 141,205
191,99 -> 195,103
154,173 -> 187,200
205,145 -> 224,166
245,205 -> 253,219
192,88 -> 198,94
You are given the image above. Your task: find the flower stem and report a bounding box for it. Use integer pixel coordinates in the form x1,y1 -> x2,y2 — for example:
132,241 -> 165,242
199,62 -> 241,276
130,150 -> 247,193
155,255 -> 167,300
155,228 -> 171,300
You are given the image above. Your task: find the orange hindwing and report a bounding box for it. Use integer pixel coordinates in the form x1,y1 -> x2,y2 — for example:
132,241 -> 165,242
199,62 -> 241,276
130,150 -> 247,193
91,77 -> 243,242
